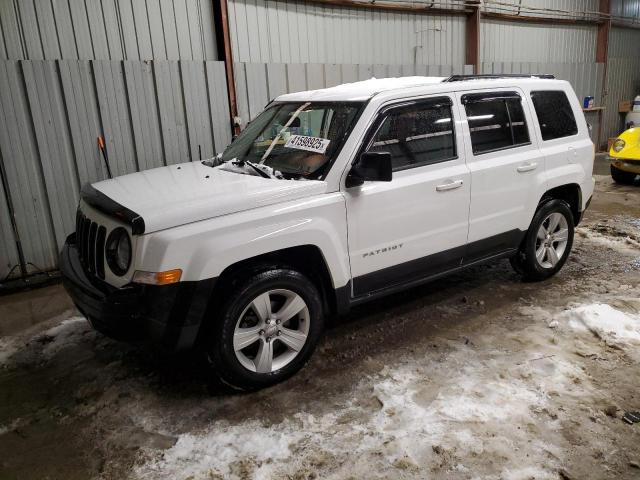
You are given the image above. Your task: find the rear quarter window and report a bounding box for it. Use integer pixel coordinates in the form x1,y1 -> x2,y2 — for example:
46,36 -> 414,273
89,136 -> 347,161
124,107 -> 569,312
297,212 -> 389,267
530,91 -> 578,141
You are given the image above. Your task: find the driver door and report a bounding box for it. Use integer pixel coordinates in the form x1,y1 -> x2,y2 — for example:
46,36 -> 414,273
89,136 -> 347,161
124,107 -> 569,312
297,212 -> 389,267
344,96 -> 471,297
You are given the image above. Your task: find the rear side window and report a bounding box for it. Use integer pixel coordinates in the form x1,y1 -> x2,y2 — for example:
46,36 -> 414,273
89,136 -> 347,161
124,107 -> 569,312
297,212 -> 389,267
367,98 -> 456,171
463,92 -> 531,155
530,90 -> 578,141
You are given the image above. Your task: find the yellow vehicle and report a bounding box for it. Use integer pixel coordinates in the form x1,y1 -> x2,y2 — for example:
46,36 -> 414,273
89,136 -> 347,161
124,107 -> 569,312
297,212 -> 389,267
609,127 -> 640,184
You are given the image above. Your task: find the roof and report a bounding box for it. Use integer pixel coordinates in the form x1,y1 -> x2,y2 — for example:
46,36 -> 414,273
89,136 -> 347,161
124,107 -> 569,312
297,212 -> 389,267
275,76 -> 446,102
274,75 -> 568,103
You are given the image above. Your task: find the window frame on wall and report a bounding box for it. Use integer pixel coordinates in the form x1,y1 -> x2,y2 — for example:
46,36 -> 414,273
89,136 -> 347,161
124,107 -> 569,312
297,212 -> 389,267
530,90 -> 579,141
462,91 -> 532,156
363,96 -> 458,173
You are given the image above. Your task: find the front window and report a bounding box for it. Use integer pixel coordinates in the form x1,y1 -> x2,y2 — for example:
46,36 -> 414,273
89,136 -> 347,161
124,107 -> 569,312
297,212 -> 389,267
366,98 -> 457,171
221,102 -> 362,179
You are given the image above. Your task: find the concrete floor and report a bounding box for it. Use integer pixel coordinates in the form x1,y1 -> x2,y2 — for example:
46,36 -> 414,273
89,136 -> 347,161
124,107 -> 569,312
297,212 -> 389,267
1,164 -> 640,480
0,283 -> 73,337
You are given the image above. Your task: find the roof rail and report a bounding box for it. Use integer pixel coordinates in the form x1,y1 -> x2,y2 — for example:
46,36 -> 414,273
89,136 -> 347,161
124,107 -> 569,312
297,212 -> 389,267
442,74 -> 555,82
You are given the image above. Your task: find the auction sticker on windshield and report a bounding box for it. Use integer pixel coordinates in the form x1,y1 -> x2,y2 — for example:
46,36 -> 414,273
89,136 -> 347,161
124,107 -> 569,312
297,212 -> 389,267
285,135 -> 330,154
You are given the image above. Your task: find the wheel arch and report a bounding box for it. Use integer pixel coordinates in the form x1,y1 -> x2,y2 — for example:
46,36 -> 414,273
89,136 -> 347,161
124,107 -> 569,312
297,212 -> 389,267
210,245 -> 341,322
539,183 -> 582,225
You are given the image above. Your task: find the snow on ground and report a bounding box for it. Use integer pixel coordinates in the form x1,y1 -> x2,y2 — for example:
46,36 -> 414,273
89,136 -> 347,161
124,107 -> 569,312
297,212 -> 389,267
35,317 -> 89,358
0,418 -> 21,437
0,337 -> 19,366
560,304 -> 640,358
2,298 -> 638,479
134,338 -> 582,479
2,288 -> 639,478
0,316 -> 88,366
133,301 -> 640,479
576,225 -> 640,253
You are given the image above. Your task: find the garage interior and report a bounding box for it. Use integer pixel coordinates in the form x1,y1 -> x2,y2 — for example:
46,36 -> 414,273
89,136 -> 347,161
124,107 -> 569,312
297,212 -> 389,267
1,0 -> 640,479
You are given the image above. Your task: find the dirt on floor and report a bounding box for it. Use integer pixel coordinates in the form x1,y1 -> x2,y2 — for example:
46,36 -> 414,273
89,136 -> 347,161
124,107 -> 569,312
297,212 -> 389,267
1,175 -> 640,480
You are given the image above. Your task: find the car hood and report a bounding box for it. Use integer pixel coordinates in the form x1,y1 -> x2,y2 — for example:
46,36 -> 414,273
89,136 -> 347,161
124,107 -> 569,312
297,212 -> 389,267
90,162 -> 327,233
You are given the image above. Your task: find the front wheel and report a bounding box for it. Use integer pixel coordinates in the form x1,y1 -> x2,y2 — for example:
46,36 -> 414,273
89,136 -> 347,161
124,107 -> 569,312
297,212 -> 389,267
611,165 -> 637,185
206,269 -> 324,391
510,199 -> 575,282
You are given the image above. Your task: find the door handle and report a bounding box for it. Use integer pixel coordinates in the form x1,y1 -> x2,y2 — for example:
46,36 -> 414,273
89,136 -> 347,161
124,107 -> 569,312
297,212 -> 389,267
436,179 -> 464,191
517,162 -> 538,173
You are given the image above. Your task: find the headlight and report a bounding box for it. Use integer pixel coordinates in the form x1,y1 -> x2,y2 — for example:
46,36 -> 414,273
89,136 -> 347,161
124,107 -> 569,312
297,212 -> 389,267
106,227 -> 131,276
613,138 -> 626,152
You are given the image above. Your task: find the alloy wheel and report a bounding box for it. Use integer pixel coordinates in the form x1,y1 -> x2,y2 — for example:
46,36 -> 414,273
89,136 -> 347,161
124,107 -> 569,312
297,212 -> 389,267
233,289 -> 310,373
535,212 -> 569,269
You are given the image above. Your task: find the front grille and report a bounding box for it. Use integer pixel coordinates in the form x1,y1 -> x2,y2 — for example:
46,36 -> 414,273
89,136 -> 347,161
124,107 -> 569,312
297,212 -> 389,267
76,209 -> 107,279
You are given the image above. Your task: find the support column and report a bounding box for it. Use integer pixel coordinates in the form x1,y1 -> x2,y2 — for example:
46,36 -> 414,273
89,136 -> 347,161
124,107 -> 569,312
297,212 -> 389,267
465,1 -> 481,74
596,0 -> 610,63
596,0 -> 611,151
214,0 -> 240,136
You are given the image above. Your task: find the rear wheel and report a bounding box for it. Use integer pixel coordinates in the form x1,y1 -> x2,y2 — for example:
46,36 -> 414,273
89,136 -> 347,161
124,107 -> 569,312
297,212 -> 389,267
510,199 -> 574,282
611,165 -> 637,184
206,269 -> 324,391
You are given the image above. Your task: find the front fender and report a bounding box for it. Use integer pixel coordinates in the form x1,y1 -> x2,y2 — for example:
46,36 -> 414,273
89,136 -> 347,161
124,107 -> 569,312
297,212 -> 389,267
610,127 -> 640,160
134,193 -> 351,289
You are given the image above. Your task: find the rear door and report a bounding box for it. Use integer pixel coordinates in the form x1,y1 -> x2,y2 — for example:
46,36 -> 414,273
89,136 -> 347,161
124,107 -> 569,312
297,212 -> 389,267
344,95 -> 471,297
456,89 -> 544,263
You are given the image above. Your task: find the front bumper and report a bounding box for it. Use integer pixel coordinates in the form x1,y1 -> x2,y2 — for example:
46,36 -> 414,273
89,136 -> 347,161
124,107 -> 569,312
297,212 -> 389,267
610,156 -> 640,174
60,234 -> 216,351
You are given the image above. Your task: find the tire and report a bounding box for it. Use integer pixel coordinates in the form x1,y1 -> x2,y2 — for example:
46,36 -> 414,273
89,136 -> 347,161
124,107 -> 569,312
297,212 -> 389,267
611,165 -> 637,185
510,199 -> 575,282
206,268 -> 324,391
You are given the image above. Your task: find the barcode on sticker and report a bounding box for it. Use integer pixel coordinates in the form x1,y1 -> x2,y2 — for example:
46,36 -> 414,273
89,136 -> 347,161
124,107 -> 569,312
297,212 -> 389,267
284,135 -> 330,154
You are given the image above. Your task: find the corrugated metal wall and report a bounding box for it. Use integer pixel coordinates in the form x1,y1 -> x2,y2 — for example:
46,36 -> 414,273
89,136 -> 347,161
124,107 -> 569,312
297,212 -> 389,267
481,20 -> 597,63
226,0 -> 609,66
234,61 -> 473,122
0,0 -> 230,280
603,27 -> 640,140
0,0 -> 219,60
483,0 -> 599,18
611,0 -> 640,19
227,0 -> 466,65
0,59 -> 231,279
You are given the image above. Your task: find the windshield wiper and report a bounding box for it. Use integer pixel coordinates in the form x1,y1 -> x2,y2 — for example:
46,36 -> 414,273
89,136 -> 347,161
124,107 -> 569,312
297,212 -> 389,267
218,158 -> 282,179
245,160 -> 272,178
205,153 -> 283,179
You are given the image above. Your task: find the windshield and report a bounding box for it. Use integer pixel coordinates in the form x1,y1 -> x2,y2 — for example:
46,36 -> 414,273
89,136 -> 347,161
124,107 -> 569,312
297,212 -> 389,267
221,102 -> 363,179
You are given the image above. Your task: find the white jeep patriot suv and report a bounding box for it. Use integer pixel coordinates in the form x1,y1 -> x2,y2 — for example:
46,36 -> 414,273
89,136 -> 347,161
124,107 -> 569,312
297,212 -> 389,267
61,74 -> 594,390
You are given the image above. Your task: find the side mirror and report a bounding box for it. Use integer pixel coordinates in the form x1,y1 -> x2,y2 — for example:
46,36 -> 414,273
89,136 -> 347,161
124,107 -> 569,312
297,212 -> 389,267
346,152 -> 392,187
